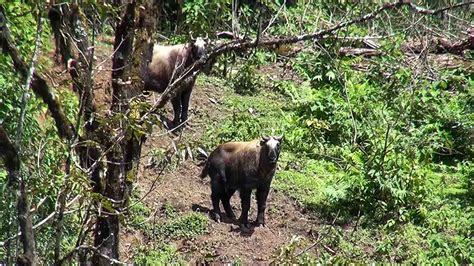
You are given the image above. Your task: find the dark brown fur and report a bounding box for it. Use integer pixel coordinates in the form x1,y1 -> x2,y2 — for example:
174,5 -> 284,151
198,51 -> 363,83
201,137 -> 282,230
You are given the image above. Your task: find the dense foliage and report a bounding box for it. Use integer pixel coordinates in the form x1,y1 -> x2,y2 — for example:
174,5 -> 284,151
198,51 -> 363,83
0,0 -> 472,264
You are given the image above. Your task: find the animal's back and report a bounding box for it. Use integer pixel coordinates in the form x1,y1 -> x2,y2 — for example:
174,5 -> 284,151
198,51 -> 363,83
203,140 -> 260,188
213,140 -> 257,161
146,44 -> 186,92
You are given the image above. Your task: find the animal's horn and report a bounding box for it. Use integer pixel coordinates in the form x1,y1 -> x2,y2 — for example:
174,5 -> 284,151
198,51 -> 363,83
261,135 -> 270,141
275,135 -> 283,141
189,31 -> 195,41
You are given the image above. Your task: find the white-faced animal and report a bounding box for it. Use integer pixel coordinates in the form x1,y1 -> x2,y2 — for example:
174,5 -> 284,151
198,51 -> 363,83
200,135 -> 283,231
144,36 -> 208,129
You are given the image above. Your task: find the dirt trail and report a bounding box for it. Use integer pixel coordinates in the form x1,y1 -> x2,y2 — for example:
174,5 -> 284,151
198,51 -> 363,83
120,78 -> 320,264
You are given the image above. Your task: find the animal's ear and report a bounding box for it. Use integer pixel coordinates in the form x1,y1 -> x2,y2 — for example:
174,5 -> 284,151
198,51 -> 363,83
261,135 -> 270,143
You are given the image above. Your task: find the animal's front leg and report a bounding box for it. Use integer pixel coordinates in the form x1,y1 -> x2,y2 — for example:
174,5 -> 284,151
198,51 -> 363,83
180,86 -> 192,127
170,95 -> 182,129
256,187 -> 270,226
238,188 -> 252,231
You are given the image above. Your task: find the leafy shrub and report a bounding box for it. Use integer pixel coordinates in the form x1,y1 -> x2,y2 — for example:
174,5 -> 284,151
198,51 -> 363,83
232,58 -> 263,95
182,0 -> 231,35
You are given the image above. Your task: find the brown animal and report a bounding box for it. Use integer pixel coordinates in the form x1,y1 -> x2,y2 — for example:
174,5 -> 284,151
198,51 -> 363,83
200,136 -> 283,231
144,37 -> 208,129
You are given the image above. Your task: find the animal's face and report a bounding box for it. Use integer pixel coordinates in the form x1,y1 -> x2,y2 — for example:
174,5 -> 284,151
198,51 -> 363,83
191,37 -> 207,60
261,136 -> 283,164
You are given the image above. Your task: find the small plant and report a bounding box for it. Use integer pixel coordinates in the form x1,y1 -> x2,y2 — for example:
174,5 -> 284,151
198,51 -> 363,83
232,59 -> 262,95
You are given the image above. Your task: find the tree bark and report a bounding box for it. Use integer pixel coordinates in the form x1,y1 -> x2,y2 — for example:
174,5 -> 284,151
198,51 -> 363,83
93,2 -> 139,264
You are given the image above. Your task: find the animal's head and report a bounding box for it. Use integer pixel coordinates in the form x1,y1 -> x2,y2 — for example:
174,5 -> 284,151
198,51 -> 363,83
260,135 -> 283,164
189,33 -> 209,60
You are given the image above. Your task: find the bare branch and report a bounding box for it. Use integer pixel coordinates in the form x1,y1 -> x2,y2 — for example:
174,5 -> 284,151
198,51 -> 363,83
405,0 -> 474,15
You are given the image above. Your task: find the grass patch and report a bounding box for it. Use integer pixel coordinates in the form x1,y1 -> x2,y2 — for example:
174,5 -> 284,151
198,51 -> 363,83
135,244 -> 185,265
158,212 -> 208,240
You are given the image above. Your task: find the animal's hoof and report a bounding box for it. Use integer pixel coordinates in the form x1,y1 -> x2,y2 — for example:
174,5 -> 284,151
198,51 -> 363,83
225,211 -> 236,220
165,121 -> 176,130
255,221 -> 265,227
210,212 -> 221,223
240,223 -> 251,232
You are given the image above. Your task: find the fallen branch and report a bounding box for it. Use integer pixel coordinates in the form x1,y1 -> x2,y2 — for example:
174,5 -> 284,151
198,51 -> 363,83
339,47 -> 382,57
402,35 -> 474,55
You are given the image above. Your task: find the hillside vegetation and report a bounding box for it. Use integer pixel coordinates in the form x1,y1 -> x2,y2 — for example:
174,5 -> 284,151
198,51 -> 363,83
0,0 -> 472,264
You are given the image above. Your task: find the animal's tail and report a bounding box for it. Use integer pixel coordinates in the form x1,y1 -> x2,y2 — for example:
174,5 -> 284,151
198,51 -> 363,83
200,161 -> 209,179
197,147 -> 209,178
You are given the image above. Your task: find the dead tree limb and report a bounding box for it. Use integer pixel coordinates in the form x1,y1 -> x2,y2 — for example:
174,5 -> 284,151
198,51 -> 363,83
405,0 -> 474,15
338,47 -> 382,57
402,35 -> 474,55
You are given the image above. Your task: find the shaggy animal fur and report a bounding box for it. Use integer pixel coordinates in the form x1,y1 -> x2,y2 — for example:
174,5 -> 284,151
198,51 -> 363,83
144,38 -> 207,129
200,136 -> 282,230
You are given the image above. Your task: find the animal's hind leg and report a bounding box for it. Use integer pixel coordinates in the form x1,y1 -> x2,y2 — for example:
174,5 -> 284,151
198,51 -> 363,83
210,173 -> 223,222
222,188 -> 236,219
238,188 -> 252,231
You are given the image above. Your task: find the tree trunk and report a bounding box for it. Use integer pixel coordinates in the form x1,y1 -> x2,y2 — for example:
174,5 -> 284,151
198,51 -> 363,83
0,126 -> 35,266
93,2 -> 138,264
